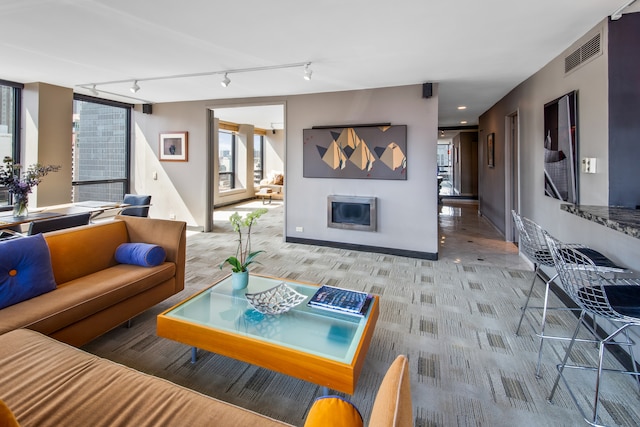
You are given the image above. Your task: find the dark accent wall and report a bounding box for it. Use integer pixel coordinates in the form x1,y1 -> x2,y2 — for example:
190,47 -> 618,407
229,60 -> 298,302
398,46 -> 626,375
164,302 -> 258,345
608,12 -> 640,207
452,132 -> 478,197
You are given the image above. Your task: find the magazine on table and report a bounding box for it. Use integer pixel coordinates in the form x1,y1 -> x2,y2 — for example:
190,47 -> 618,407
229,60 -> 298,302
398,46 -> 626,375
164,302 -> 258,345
308,285 -> 373,316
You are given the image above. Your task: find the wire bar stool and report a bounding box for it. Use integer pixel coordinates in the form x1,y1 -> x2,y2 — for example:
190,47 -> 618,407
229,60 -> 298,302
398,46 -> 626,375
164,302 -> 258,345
545,233 -> 640,427
511,211 -> 624,378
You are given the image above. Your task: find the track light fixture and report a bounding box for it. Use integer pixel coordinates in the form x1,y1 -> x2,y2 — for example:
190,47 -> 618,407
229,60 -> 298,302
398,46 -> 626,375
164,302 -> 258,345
80,61 -> 312,99
221,73 -> 231,87
304,63 -> 312,81
90,84 -> 99,96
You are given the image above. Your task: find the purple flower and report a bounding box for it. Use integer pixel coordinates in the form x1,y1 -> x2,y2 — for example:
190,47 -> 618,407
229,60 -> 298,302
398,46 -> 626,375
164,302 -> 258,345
0,157 -> 61,198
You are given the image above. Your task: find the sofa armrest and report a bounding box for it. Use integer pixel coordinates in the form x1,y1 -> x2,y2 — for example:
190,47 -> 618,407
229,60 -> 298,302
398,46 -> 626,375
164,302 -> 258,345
115,215 -> 187,293
369,355 -> 413,427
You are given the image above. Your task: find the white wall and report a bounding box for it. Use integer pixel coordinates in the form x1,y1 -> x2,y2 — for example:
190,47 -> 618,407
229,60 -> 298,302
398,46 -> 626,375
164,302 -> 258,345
264,129 -> 284,177
479,18 -> 640,271
132,101 -> 209,227
480,17 -> 640,366
131,86 -> 439,256
22,83 -> 73,207
285,85 -> 439,255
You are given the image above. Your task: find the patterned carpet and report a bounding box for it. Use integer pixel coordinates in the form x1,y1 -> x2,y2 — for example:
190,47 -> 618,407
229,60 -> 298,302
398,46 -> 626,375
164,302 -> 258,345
82,201 -> 640,426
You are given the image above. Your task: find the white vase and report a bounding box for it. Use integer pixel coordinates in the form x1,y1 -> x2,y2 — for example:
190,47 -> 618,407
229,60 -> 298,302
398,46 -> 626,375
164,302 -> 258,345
231,270 -> 249,290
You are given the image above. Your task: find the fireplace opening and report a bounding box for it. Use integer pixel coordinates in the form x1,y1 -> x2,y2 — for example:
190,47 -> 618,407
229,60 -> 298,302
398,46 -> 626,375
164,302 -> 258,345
327,195 -> 377,231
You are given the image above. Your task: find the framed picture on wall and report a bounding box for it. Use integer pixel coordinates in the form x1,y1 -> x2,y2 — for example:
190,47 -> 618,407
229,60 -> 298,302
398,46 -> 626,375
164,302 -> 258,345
159,131 -> 188,162
543,90 -> 578,203
487,133 -> 495,168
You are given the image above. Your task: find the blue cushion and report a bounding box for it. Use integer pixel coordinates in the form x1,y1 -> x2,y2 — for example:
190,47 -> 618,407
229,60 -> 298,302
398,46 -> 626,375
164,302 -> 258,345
115,243 -> 166,267
0,234 -> 57,309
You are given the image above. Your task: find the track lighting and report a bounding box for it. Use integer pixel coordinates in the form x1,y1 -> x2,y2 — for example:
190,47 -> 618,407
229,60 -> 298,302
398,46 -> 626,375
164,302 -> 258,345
80,61 -> 313,99
221,73 -> 231,87
303,63 -> 312,81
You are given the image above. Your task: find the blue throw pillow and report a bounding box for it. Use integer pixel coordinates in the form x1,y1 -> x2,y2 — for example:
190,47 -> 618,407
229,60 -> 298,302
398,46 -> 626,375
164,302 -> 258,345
0,234 -> 57,309
115,243 -> 166,267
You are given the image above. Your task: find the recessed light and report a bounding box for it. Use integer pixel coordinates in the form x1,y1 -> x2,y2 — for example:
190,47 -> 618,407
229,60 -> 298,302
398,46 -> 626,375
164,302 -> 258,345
457,106 -> 467,110
460,120 -> 468,124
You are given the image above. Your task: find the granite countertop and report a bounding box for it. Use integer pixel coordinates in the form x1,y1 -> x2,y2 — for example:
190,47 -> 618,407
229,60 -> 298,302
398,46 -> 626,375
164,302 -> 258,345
561,204 -> 640,239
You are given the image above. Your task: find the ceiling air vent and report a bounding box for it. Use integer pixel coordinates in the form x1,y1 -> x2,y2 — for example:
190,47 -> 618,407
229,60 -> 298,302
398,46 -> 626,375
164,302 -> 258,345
565,32 -> 602,74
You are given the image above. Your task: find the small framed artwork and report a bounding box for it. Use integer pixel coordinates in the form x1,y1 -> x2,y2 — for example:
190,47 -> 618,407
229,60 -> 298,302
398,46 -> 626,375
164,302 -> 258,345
159,132 -> 188,162
487,133 -> 495,168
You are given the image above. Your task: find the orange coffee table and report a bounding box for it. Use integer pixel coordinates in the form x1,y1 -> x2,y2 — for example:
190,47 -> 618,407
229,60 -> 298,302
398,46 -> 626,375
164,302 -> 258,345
157,274 -> 379,394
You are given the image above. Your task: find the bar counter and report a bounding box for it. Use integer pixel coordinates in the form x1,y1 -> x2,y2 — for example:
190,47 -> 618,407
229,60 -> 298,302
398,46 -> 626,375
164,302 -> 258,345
561,204 -> 640,240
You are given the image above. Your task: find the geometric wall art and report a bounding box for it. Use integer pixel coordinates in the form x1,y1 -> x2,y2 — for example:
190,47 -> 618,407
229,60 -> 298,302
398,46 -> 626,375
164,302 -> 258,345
543,91 -> 578,203
303,125 -> 407,179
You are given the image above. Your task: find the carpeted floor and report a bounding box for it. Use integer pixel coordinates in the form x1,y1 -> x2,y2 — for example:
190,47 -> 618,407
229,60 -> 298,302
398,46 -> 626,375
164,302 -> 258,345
82,201 -> 640,426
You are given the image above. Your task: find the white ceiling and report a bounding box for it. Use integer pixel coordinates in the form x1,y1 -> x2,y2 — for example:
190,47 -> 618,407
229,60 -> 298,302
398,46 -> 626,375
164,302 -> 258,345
0,0 -> 633,129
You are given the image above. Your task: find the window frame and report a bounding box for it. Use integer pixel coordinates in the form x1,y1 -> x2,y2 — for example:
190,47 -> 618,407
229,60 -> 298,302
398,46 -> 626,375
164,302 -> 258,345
0,79 -> 23,209
71,94 -> 132,201
254,133 -> 264,185
218,129 -> 236,191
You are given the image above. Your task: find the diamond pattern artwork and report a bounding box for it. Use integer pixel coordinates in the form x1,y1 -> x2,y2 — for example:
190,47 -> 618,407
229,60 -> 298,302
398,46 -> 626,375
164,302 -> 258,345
303,125 -> 407,179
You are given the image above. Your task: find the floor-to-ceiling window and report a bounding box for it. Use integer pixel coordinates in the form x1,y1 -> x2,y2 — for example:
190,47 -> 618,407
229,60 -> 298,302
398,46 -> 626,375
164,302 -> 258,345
0,80 -> 22,208
72,95 -> 131,202
219,129 -> 236,191
254,133 -> 264,185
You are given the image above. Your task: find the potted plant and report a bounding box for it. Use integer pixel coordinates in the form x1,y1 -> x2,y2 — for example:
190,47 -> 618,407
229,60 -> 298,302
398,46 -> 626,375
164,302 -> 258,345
219,207 -> 268,289
0,157 -> 61,218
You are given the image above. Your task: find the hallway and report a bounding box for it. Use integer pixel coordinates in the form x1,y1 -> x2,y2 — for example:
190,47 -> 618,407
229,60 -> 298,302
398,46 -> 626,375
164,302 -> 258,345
438,199 -> 529,269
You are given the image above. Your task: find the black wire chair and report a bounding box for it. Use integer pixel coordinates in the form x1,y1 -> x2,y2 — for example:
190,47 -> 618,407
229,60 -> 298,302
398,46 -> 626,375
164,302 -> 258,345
545,232 -> 640,426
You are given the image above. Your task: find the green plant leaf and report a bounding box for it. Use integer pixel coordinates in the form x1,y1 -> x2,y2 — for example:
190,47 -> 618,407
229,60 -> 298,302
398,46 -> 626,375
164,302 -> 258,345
219,256 -> 243,272
244,250 -> 264,264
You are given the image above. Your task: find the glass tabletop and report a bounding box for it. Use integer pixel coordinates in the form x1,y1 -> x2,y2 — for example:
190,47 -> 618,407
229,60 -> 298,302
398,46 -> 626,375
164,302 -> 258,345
164,275 -> 372,364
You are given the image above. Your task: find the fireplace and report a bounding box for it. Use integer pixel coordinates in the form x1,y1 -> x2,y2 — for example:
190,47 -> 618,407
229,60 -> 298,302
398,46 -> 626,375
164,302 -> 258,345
327,195 -> 377,232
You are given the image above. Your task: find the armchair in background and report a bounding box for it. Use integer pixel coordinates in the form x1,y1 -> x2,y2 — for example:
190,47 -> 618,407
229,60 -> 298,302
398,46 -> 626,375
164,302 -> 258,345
259,171 -> 284,194
119,194 -> 152,217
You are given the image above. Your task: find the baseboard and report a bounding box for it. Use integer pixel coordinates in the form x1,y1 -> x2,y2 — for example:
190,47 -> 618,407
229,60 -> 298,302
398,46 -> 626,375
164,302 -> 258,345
285,236 -> 438,260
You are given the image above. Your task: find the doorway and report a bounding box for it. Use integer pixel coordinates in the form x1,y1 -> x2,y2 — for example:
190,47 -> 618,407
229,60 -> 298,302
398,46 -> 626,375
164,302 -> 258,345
437,129 -> 479,200
505,112 -> 519,242
206,103 -> 285,231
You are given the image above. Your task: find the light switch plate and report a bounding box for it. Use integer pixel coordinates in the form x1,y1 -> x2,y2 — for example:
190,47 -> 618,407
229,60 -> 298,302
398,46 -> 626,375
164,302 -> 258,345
582,157 -> 596,174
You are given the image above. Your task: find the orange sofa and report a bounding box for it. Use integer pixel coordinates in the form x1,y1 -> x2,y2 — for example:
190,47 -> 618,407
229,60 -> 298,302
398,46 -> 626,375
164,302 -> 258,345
0,329 -> 412,426
0,215 -> 186,346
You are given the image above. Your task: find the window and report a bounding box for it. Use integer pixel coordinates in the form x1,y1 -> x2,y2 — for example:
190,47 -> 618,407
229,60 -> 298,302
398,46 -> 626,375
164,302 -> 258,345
254,134 -> 264,185
219,130 -> 236,191
0,80 -> 21,208
72,95 -> 131,202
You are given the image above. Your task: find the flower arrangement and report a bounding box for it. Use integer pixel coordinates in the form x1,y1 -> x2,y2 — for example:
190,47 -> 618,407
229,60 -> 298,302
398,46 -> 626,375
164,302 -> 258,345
0,156 -> 61,217
219,208 -> 268,273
